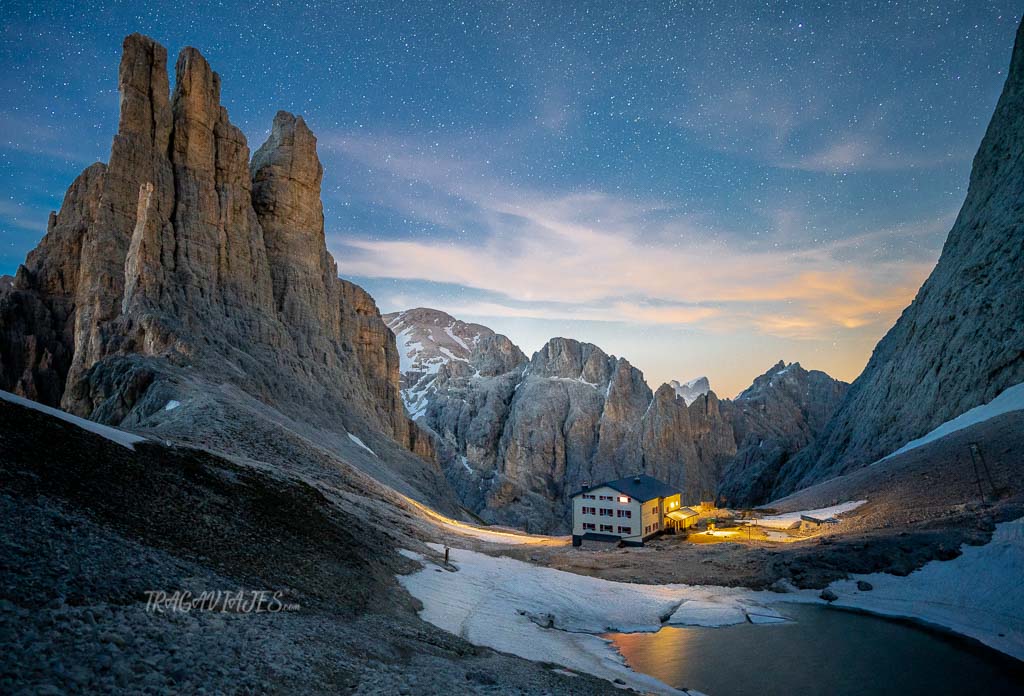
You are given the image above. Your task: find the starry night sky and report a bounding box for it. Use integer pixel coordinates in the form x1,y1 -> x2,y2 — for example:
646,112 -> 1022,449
1,1 -> 1021,395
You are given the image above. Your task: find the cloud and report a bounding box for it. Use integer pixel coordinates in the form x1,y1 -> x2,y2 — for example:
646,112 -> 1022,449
780,135 -> 971,173
0,200 -> 52,233
0,111 -> 104,166
322,131 -> 943,340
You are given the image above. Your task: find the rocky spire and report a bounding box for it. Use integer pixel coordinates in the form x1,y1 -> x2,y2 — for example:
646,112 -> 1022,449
164,46 -> 275,330
1,34 -> 434,474
251,111 -> 337,348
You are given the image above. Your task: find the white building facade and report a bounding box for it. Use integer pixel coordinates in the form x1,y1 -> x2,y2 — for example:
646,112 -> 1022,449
570,474 -> 684,547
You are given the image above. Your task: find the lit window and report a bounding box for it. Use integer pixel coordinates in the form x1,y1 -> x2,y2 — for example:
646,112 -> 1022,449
618,496 -> 630,503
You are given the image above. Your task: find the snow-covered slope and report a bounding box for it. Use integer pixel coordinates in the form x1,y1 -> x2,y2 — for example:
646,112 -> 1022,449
755,500 -> 866,529
881,380 -> 1024,462
0,389 -> 146,450
384,308 -> 498,418
399,544 -> 788,694
824,517 -> 1024,660
669,376 -> 710,405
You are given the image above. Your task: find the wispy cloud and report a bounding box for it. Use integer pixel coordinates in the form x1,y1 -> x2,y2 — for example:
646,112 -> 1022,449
323,130 -> 944,339
0,111 -> 104,166
780,134 -> 972,173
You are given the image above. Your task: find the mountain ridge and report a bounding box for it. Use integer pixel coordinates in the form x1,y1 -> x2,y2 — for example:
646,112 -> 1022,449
387,307 -> 848,528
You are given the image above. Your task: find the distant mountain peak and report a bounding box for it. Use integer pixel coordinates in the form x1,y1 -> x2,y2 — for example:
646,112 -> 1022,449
668,375 -> 710,404
384,307 -> 525,418
384,308 -> 492,374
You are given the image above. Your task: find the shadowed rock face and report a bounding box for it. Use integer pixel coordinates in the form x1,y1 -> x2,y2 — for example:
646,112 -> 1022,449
391,309 -> 847,530
773,20 -> 1024,498
717,361 -> 849,507
0,34 -> 445,506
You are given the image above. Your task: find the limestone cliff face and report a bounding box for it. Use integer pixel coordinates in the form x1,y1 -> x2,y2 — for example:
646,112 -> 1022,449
641,385 -> 737,504
717,361 -> 849,506
773,20 -> 1024,498
0,34 -> 442,504
391,311 -> 848,530
425,335 -> 742,532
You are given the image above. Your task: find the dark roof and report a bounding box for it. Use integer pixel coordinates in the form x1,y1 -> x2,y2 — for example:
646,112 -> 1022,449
571,474 -> 679,502
800,514 -> 839,524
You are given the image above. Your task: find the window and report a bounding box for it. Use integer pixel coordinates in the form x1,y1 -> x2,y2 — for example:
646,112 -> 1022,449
651,505 -> 658,514
582,494 -> 596,500
644,525 -> 650,534
599,495 -> 614,501
582,523 -> 596,531
617,526 -> 632,535
653,521 -> 660,531
600,524 -> 613,533
581,506 -> 596,515
616,509 -> 631,518
618,496 -> 630,503
599,508 -> 614,516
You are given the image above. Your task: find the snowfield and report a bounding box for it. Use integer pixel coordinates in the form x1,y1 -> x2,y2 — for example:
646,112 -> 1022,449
399,517 -> 1024,692
398,544 -> 788,694
755,500 -> 867,529
882,380 -> 1024,461
0,390 -> 147,450
823,517 -> 1024,660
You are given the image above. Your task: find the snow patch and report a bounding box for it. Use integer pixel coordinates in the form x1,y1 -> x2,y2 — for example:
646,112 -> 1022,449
755,500 -> 866,530
823,517 -> 1024,660
444,324 -> 470,351
669,376 -> 710,405
881,380 -> 1024,462
398,545 -> 777,694
400,516 -> 1024,689
0,389 -> 147,451
347,433 -> 377,457
439,346 -> 468,363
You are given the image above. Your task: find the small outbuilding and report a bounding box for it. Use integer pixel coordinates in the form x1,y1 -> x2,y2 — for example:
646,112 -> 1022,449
799,514 -> 840,532
666,507 -> 700,530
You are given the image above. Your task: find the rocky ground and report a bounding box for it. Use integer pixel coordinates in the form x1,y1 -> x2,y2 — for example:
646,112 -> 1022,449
3,382 -> 1022,694
0,397 -> 621,695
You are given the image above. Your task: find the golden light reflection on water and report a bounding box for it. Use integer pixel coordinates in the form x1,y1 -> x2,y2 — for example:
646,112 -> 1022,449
605,604 -> 1024,696
607,626 -> 700,686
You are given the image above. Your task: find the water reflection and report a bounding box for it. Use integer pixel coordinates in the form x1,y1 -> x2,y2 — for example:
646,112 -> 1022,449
607,604 -> 1023,696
